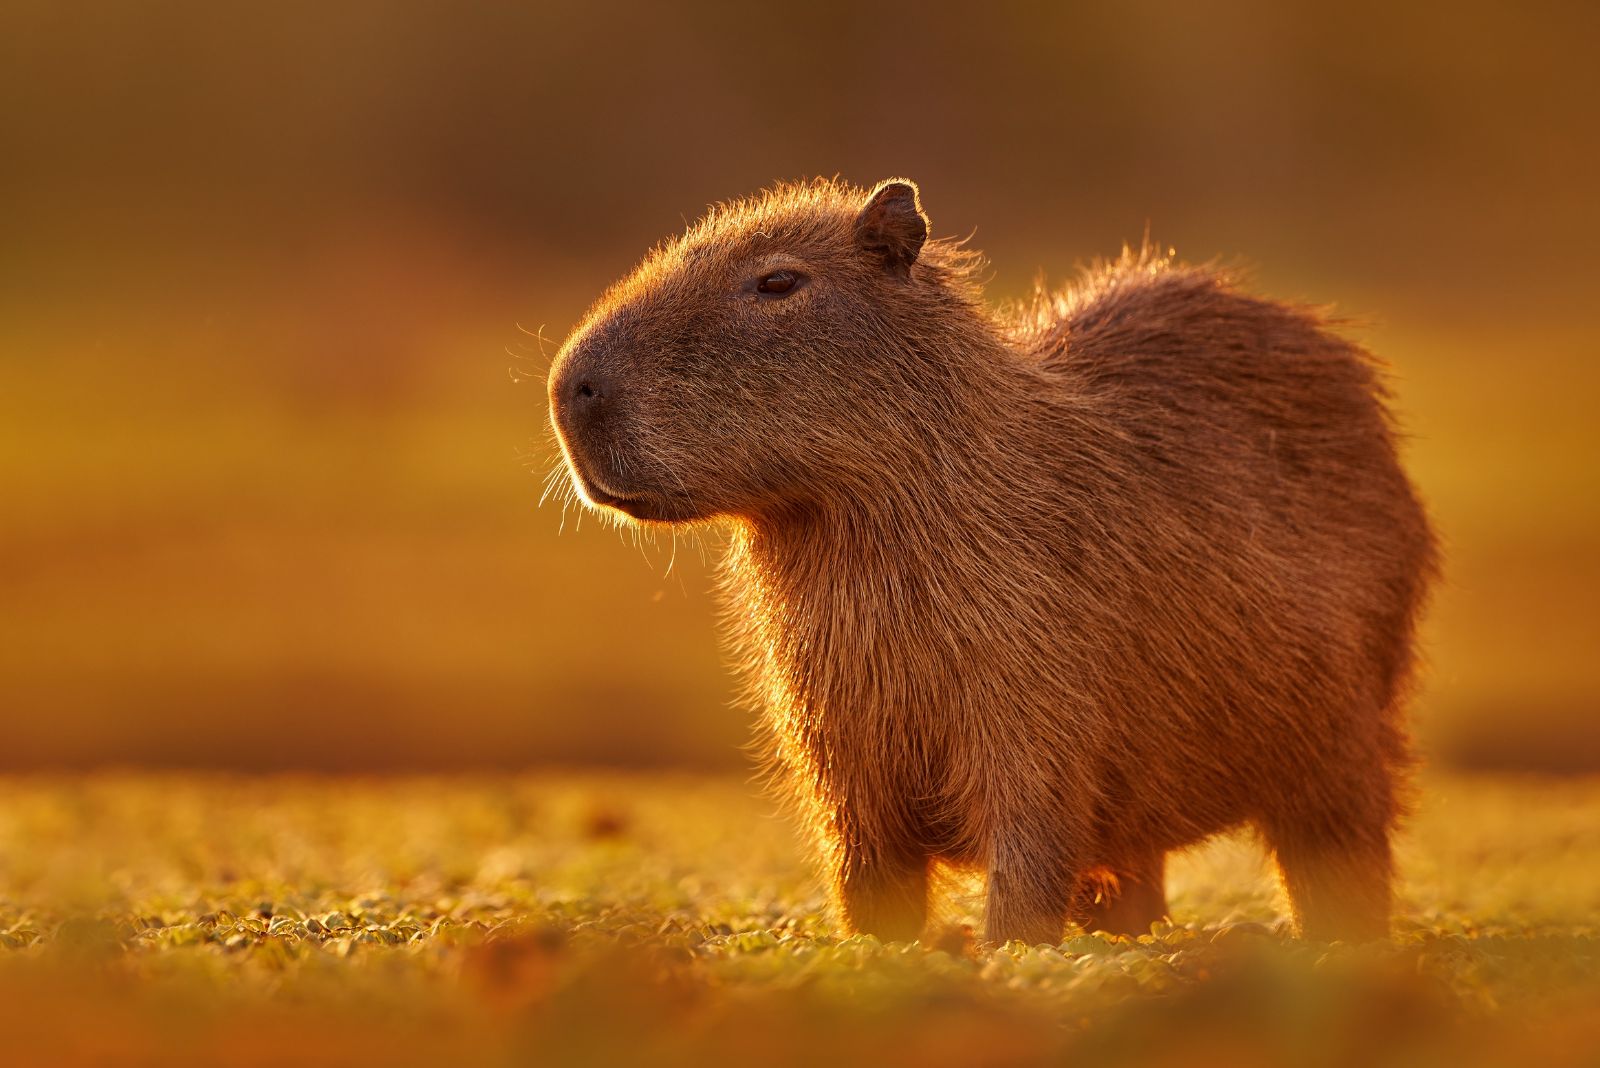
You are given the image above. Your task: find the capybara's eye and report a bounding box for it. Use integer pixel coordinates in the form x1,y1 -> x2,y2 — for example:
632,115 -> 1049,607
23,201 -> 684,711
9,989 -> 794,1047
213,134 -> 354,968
755,270 -> 803,297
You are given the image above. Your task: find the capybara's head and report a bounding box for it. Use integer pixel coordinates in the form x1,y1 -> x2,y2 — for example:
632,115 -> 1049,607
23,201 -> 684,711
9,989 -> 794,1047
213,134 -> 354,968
548,178 -> 983,524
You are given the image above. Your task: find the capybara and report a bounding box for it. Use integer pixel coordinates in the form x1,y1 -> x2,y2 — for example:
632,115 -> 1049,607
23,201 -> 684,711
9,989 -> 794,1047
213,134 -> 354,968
546,178 -> 1438,945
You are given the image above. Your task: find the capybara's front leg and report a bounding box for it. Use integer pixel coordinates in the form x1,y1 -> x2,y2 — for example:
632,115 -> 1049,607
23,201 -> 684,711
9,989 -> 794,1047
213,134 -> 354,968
984,830 -> 1079,946
834,843 -> 929,942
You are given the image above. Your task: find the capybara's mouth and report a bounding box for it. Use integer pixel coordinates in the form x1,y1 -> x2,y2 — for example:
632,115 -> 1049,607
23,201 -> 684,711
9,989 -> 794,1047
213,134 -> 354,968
568,463 -> 702,524
587,485 -> 702,523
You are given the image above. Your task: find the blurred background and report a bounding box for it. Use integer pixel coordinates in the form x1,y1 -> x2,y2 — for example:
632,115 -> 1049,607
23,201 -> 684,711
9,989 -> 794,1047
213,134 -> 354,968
2,0 -> 1595,773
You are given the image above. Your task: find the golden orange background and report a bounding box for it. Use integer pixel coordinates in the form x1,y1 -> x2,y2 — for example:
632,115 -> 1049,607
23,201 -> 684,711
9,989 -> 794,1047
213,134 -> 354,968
3,2 -> 1595,771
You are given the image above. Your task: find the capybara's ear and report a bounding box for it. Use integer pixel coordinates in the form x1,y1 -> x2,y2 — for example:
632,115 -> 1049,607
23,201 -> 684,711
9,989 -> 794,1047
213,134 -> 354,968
854,179 -> 928,277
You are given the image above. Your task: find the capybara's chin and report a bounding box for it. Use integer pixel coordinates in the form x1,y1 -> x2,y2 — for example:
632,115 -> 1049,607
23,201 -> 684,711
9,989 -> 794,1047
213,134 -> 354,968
544,176 -> 1438,947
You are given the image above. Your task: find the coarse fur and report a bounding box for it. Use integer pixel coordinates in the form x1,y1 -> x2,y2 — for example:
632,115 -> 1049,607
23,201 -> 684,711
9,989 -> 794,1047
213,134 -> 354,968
545,177 -> 1439,945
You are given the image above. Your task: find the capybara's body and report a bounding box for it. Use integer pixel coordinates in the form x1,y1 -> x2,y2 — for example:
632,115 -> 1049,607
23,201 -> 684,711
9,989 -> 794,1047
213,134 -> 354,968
547,178 -> 1438,944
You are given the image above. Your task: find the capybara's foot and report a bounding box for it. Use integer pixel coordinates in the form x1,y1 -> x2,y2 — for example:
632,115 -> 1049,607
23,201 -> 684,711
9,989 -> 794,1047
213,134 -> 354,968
1074,855 -> 1168,937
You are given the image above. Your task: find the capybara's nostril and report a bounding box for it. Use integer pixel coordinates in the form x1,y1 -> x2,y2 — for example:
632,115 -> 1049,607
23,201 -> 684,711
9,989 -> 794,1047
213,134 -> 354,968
566,374 -> 608,418
553,361 -> 611,435
571,376 -> 606,408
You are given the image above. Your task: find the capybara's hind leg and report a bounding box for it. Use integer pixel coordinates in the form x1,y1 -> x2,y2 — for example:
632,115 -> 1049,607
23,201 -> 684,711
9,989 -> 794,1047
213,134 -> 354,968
1073,851 -> 1168,936
1259,797 -> 1396,942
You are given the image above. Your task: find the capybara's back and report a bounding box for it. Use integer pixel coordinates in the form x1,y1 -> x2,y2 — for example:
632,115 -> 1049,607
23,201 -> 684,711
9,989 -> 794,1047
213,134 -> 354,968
547,178 -> 1438,944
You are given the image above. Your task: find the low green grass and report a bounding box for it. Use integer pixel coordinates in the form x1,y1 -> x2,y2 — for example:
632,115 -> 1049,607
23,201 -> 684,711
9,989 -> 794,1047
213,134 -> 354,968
2,772 -> 1597,1067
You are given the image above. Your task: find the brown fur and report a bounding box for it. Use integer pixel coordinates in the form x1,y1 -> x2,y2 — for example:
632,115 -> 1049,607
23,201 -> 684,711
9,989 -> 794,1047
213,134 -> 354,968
545,178 -> 1439,945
